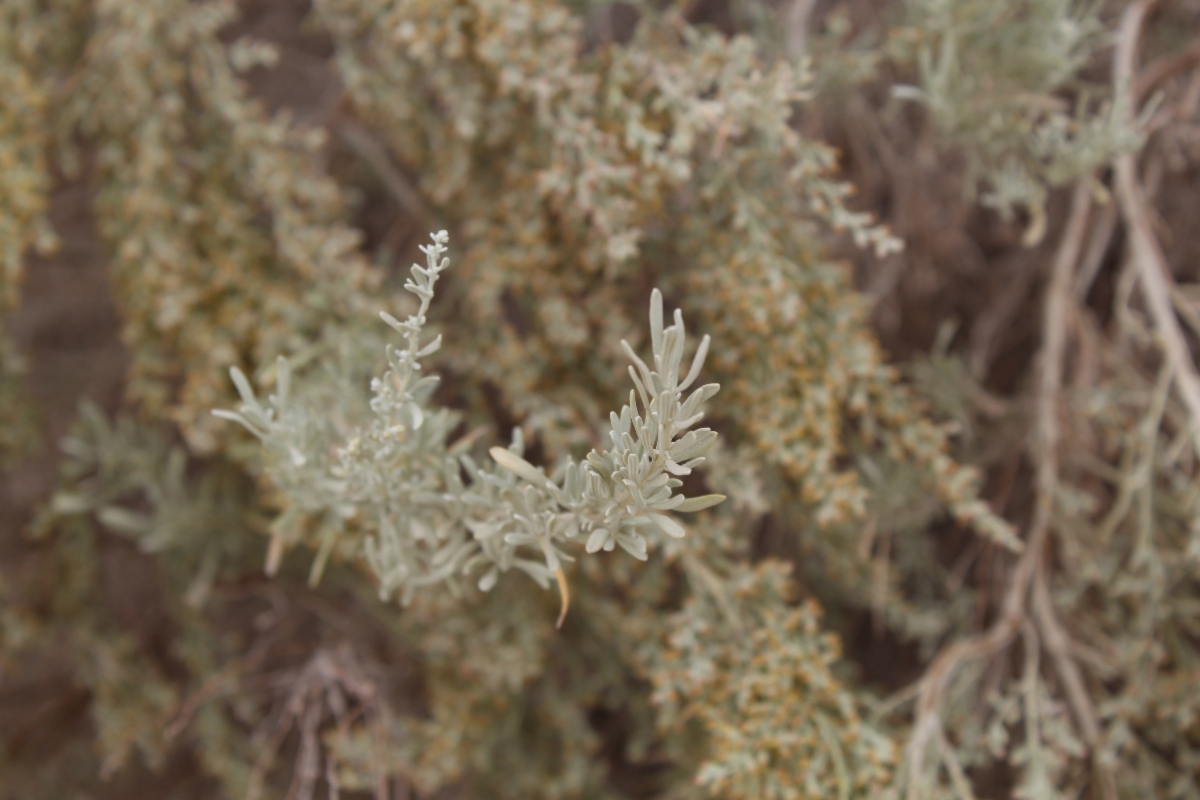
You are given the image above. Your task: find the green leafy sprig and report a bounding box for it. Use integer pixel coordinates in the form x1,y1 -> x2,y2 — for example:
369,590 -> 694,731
215,232 -> 724,622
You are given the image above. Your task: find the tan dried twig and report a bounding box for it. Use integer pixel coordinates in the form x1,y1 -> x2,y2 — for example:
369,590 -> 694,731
906,4 -> 1200,790
1032,555 -> 1117,799
246,644 -> 390,800
1134,37 -> 1200,103
783,0 -> 818,60
338,121 -> 430,221
1114,0 -> 1200,457
904,182 -> 1092,798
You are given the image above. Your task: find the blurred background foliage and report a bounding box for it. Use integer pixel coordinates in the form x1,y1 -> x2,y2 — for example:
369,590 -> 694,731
2,0 -> 1200,798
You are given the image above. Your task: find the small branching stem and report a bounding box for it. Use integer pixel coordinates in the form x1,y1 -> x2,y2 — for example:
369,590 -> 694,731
1115,0 -> 1200,456
905,182 -> 1092,798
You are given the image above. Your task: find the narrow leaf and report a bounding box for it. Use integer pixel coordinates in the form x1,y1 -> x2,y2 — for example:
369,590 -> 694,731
649,288 -> 664,357
648,511 -> 686,538
674,494 -> 726,512
489,447 -> 550,487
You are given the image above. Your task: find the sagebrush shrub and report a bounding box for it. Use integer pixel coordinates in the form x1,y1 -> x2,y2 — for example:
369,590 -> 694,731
3,0 -> 1200,798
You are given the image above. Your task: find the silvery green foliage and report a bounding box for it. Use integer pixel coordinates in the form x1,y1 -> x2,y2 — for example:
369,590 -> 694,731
894,0 -> 1142,231
215,231 -> 723,604
41,403 -> 255,610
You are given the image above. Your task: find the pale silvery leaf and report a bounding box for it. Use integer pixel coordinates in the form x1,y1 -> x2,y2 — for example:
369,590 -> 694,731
586,527 -> 612,553
674,494 -> 726,512
489,446 -> 552,487
648,511 -> 686,538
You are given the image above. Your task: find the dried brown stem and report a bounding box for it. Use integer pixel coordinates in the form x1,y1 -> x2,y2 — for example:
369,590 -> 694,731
784,0 -> 818,60
904,183 -> 1092,798
1073,200 -> 1118,302
1115,0 -> 1200,457
244,645 -> 388,800
1134,37 -> 1200,103
1031,557 -> 1117,800
338,121 -> 430,220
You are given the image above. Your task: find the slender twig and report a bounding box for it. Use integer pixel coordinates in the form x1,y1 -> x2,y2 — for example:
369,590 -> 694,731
165,622 -> 283,742
1114,0 -> 1200,456
1072,200 -> 1118,302
934,720 -> 978,800
682,552 -> 743,630
338,122 -> 430,220
784,0 -> 818,60
1170,285 -> 1200,340
904,184 -> 1092,798
1134,37 -> 1200,103
1032,558 -> 1117,800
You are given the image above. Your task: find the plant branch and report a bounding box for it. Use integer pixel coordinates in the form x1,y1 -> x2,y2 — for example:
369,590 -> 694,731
338,121 -> 430,220
1032,558 -> 1117,800
904,182 -> 1092,798
1134,37 -> 1200,103
1114,0 -> 1200,456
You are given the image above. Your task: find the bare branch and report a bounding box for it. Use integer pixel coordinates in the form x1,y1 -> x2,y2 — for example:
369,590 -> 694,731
338,121 -> 430,220
905,183 -> 1092,798
1114,0 -> 1200,457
